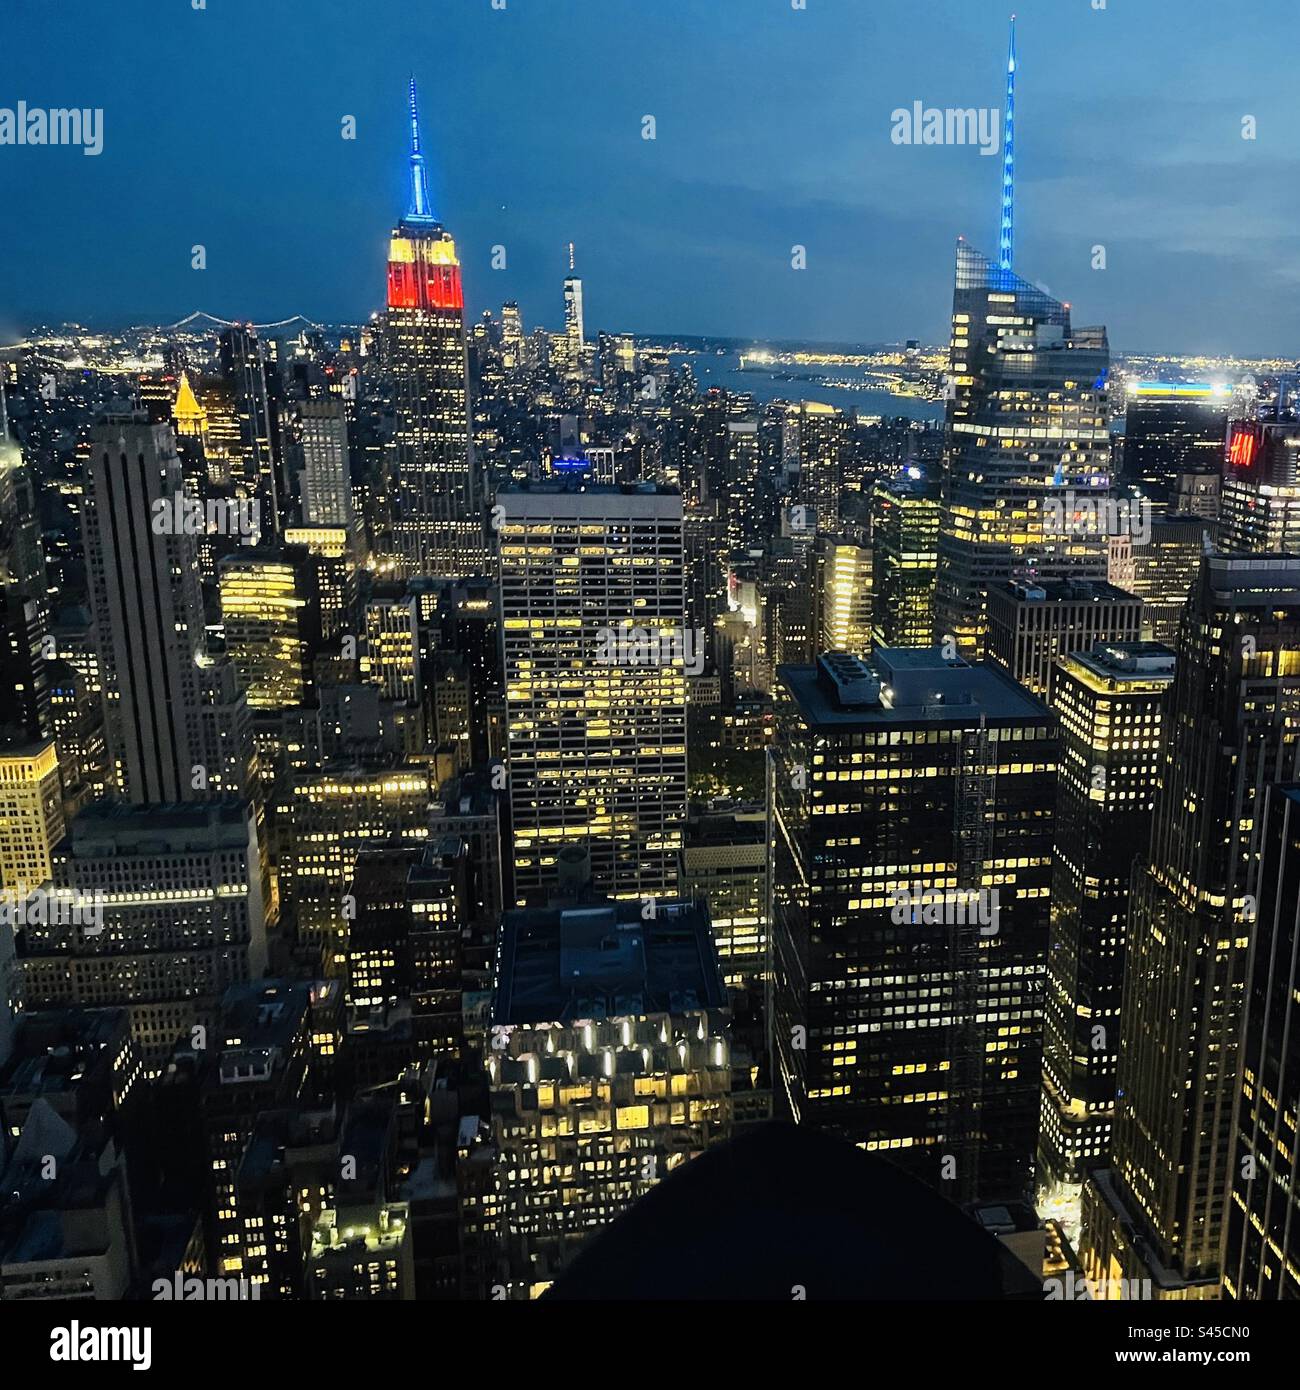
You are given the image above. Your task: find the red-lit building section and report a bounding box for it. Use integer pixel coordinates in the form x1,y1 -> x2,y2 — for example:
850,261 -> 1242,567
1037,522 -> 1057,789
1226,420 -> 1262,475
387,239 -> 464,312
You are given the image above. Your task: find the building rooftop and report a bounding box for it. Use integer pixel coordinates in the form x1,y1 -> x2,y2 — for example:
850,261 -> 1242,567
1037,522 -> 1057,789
493,897 -> 726,1026
64,797 -> 251,855
990,579 -> 1140,606
1067,641 -> 1177,683
781,647 -> 1051,728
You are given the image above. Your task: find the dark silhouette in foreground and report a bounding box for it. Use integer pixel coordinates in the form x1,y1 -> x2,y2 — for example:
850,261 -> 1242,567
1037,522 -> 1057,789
545,1123 -> 1043,1300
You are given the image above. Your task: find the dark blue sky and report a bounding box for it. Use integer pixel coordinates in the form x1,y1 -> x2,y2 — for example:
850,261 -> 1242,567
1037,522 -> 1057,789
3,0 -> 1297,354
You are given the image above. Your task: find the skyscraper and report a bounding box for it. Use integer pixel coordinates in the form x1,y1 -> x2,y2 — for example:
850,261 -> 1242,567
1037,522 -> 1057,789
817,535 -> 873,655
219,324 -> 284,537
1122,381 -> 1229,519
935,242 -> 1112,658
1082,556 -> 1300,1297
1225,781 -> 1300,1300
1039,642 -> 1174,1199
871,468 -> 940,650
562,243 -> 585,381
82,416 -> 254,805
934,23 -> 1112,657
386,79 -> 486,578
1220,409 -> 1300,556
497,481 -> 688,905
772,648 -> 1058,1202
295,398 -> 355,529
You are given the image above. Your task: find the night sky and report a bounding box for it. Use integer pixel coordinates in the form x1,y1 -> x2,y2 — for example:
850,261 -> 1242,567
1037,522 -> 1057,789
3,0 -> 1296,354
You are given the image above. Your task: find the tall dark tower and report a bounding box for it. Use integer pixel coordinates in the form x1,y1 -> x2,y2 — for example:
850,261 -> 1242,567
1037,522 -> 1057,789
934,21 -> 1112,657
1082,556 -> 1300,1297
1226,781 -> 1300,1299
385,78 -> 486,579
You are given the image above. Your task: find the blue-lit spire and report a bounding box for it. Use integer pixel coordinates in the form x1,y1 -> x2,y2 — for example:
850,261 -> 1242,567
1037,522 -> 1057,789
405,76 -> 436,224
998,15 -> 1016,272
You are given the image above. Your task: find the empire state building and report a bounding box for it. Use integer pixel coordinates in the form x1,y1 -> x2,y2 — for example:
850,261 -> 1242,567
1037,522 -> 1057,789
385,78 -> 487,578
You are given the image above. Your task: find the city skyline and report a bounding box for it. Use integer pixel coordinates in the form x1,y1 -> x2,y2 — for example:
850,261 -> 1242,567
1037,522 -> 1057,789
5,0 -> 1300,355
2,0 -> 1299,1344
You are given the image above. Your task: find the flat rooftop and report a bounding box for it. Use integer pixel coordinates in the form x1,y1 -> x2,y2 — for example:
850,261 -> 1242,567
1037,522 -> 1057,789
493,897 -> 725,1026
780,647 -> 1051,729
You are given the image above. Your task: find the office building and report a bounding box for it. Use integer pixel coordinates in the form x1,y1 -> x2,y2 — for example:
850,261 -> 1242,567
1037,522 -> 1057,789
1225,782 -> 1300,1299
484,896 -> 730,1295
1128,515 -> 1212,643
872,468 -> 940,649
985,579 -> 1143,701
772,648 -> 1057,1203
817,536 -> 873,656
82,417 -> 255,805
18,799 -> 270,1068
1082,556 -> 1300,1297
497,481 -> 688,904
0,740 -> 65,897
1220,413 -> 1300,556
1039,643 -> 1174,1198
219,547 -> 321,711
681,802 -> 767,986
935,242 -> 1111,658
1122,381 -> 1228,519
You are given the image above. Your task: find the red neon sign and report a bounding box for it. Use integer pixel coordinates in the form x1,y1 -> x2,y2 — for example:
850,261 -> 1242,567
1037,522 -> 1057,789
1227,423 -> 1261,473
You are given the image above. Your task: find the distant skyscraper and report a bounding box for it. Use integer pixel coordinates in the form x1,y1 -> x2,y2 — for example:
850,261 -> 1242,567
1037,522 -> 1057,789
935,35 -> 1110,656
295,399 -> 355,528
817,535 -> 873,654
772,649 -> 1057,1203
385,79 -> 485,578
219,324 -> 284,537
1122,381 -> 1229,518
935,243 -> 1111,658
82,417 -> 254,805
497,481 -> 688,905
562,244 -> 585,380
1220,409 -> 1300,555
1082,556 -> 1300,1297
871,468 -> 940,649
793,402 -> 847,532
1039,642 -> 1174,1197
0,385 -> 52,746
1225,780 -> 1300,1299
500,301 -> 525,373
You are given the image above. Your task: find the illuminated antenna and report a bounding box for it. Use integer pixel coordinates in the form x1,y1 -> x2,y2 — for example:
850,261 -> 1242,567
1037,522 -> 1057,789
568,242 -> 576,273
998,15 -> 1016,272
405,76 -> 435,223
